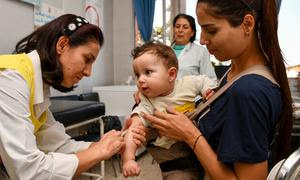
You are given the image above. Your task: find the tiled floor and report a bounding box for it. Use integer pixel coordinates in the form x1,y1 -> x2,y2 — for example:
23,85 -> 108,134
74,152 -> 163,180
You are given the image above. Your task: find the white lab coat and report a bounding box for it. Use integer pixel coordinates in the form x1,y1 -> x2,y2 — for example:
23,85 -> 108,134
176,42 -> 217,82
0,51 -> 92,180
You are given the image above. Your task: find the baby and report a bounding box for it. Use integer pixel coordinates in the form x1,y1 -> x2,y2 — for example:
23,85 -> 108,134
121,42 -> 216,177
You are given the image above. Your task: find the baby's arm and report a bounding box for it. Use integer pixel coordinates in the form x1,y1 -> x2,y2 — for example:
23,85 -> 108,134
121,115 -> 143,177
196,75 -> 217,100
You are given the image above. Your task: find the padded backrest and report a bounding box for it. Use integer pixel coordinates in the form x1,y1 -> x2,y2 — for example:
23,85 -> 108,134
79,92 -> 99,101
50,95 -> 80,101
49,100 -> 105,126
50,92 -> 100,102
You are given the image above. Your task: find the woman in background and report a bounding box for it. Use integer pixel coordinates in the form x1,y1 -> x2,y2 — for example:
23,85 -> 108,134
172,13 -> 217,81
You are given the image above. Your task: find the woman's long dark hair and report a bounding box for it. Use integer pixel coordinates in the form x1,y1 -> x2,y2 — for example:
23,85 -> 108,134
197,0 -> 293,163
14,14 -> 104,92
172,13 -> 197,44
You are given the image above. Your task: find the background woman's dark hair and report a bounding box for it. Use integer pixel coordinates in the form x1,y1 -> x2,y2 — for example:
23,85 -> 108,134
197,0 -> 293,163
131,41 -> 178,70
14,14 -> 104,92
173,13 -> 197,43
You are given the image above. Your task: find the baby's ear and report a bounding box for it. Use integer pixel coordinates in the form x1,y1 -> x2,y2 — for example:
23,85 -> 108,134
168,67 -> 177,82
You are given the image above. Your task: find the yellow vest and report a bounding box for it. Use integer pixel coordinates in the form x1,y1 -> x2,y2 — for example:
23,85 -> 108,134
0,53 -> 47,133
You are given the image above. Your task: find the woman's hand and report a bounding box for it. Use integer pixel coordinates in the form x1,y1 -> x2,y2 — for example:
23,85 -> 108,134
92,130 -> 125,160
141,107 -> 199,144
75,130 -> 124,175
131,125 -> 147,148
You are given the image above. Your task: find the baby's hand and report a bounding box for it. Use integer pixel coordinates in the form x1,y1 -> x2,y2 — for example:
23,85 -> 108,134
204,88 -> 215,100
122,159 -> 141,177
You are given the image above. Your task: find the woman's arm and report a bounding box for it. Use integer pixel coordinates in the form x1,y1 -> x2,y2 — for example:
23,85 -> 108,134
36,110 -> 93,153
142,107 -> 267,180
0,71 -> 80,179
37,109 -> 124,177
0,70 -> 125,179
190,125 -> 267,180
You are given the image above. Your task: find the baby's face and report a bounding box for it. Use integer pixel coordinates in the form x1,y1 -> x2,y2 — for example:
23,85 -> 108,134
133,52 -> 174,98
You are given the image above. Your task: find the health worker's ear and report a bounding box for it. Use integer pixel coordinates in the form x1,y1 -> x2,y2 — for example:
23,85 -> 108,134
56,36 -> 70,55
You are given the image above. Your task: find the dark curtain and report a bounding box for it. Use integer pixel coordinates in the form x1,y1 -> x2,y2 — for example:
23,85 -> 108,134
133,0 -> 156,42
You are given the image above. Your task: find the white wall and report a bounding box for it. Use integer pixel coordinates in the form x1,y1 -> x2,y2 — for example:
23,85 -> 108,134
0,0 -> 33,54
113,0 -> 135,85
0,0 -> 136,96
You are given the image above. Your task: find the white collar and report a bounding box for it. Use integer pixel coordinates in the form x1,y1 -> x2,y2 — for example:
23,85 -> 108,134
177,42 -> 192,59
183,42 -> 192,51
26,50 -> 44,104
